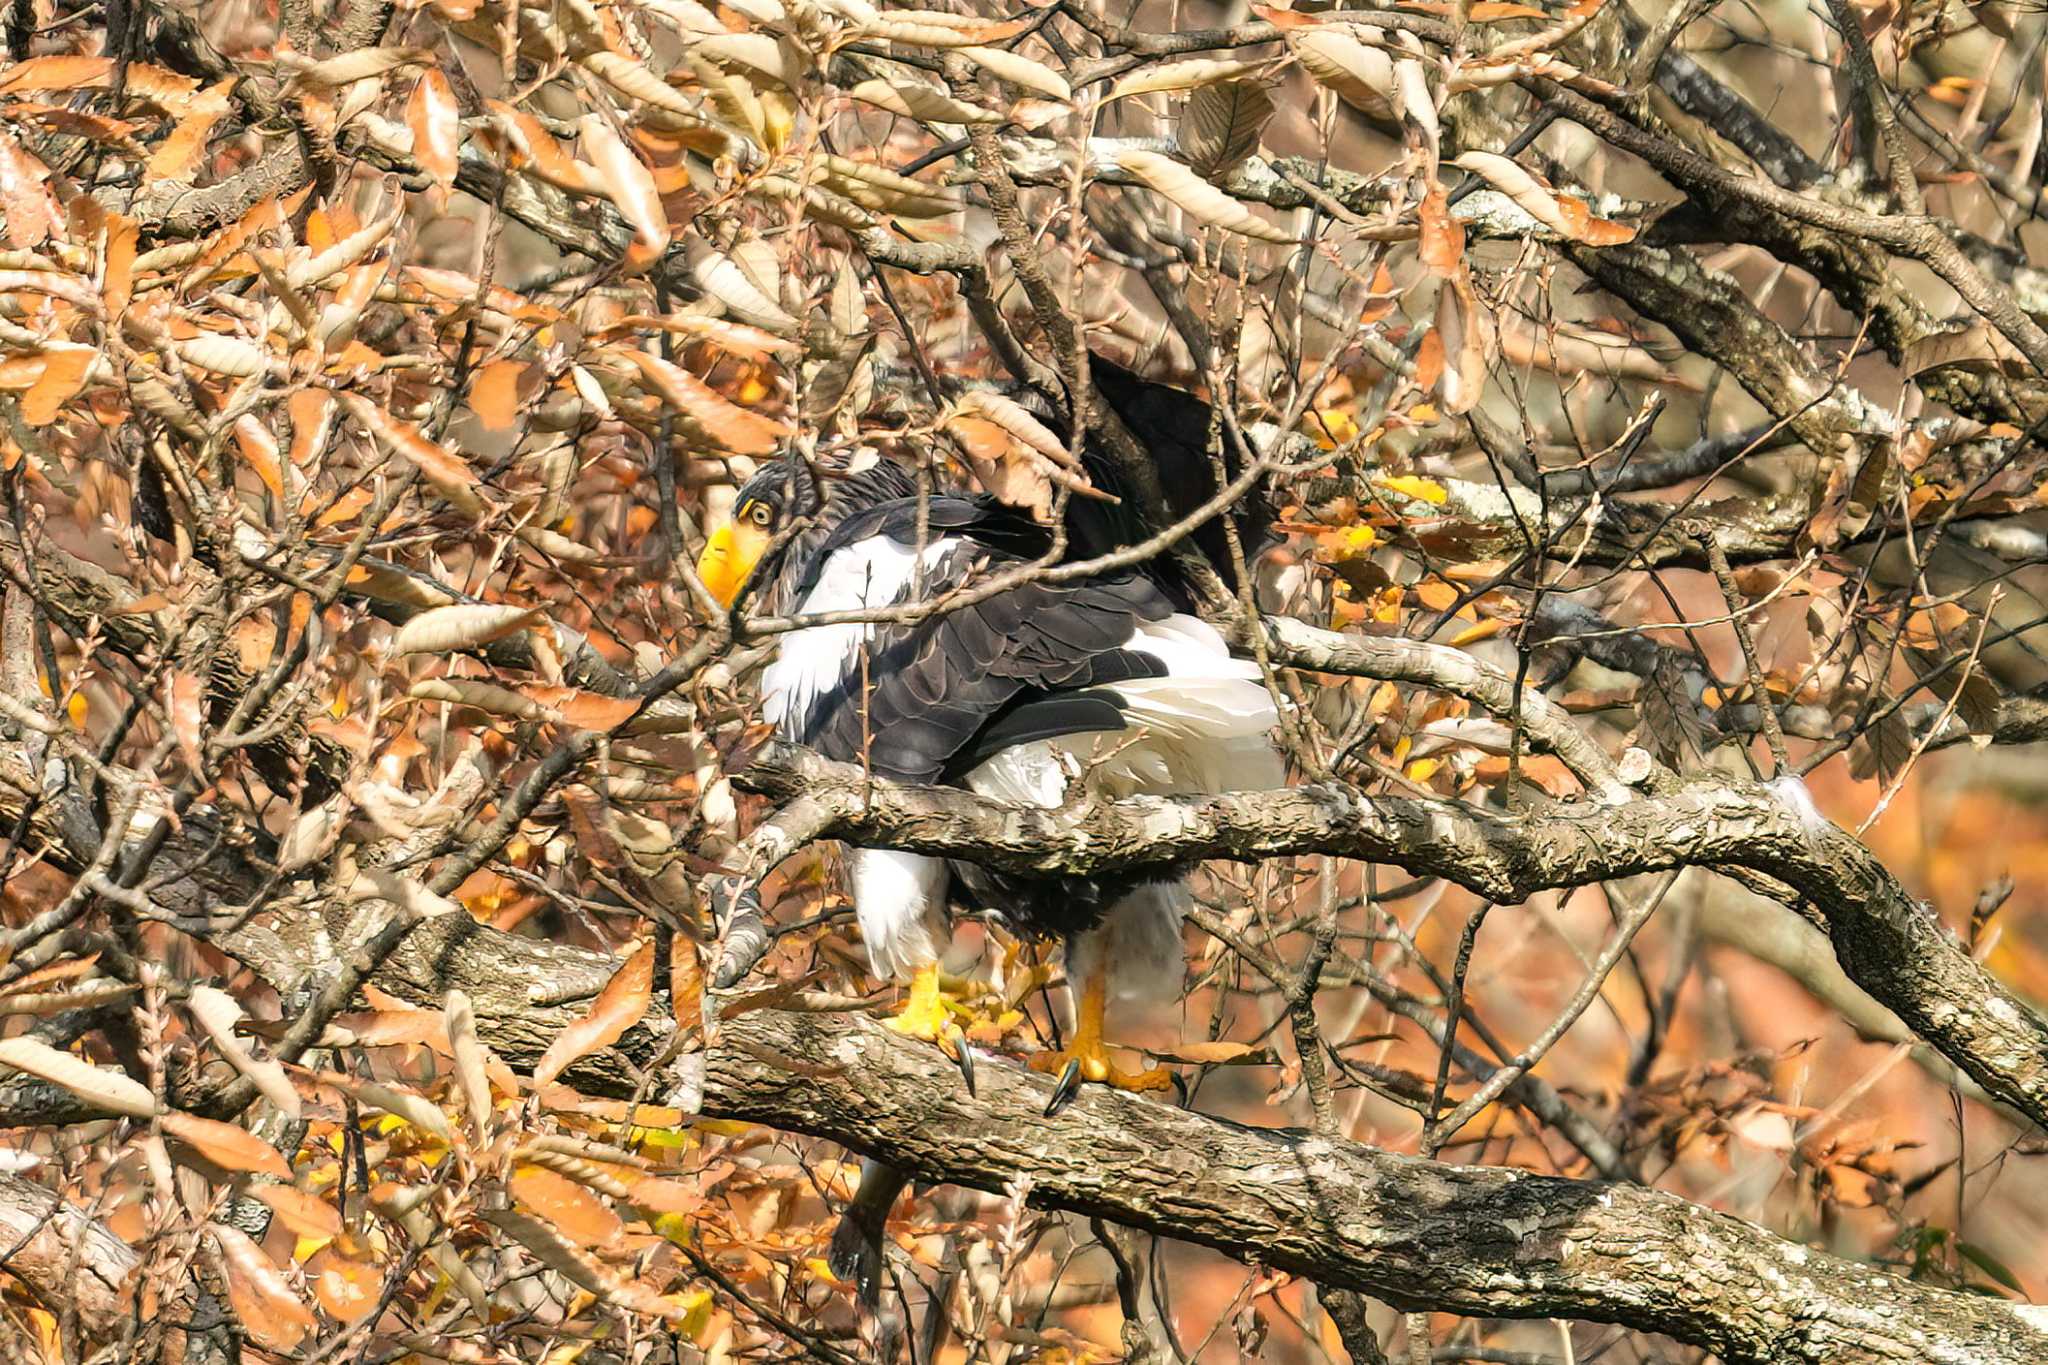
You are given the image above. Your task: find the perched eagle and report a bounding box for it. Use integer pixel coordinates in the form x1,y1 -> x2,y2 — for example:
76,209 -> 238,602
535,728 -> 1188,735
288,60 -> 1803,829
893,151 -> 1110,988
695,356 -> 1284,1300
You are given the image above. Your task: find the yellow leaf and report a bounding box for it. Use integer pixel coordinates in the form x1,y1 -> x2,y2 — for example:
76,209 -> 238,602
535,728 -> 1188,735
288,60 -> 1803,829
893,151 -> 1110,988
1375,474 -> 1448,505
1406,758 -> 1440,782
1447,617 -> 1509,647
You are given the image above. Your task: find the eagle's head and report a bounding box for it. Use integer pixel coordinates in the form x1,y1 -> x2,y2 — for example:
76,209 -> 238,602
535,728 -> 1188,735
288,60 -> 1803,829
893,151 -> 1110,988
693,460 -> 822,608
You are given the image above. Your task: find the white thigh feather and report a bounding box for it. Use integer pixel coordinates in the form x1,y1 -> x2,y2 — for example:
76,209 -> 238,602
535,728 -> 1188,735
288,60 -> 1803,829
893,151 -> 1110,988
845,848 -> 950,981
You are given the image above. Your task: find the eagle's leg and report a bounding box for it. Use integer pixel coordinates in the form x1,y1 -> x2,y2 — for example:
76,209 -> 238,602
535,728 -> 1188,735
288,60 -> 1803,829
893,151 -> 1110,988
1030,953 -> 1172,1093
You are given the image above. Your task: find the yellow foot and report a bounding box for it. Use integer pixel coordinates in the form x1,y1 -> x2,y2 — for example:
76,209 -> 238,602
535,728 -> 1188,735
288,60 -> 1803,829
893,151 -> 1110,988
1028,1038 -> 1172,1092
882,962 -> 956,1043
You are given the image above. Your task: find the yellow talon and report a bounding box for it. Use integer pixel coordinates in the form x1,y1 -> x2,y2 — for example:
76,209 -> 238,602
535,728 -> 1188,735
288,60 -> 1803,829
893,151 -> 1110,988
882,962 -> 954,1043
1030,955 -> 1172,1093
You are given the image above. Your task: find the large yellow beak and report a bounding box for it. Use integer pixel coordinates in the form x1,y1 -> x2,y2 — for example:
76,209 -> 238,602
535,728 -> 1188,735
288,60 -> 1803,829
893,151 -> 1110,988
695,519 -> 767,607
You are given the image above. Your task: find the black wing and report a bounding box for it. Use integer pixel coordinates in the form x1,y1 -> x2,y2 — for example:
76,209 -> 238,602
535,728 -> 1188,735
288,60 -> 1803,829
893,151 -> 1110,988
785,498 -> 1173,784
1065,351 -> 1276,611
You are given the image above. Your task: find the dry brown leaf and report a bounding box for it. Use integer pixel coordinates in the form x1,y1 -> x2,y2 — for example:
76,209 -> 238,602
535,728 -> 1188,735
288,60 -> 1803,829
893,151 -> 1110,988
407,68 -> 460,204
691,31 -> 805,88
858,11 -> 1037,46
286,45 -> 432,90
1902,320 -> 2031,378
391,603 -> 543,654
1179,77 -> 1274,178
611,347 -> 787,454
483,101 -> 595,193
212,1223 -> 316,1350
186,984 -> 300,1117
951,389 -> 1073,466
1150,1040 -> 1267,1064
532,939 -> 655,1091
1118,147 -> 1296,243
253,1183 -> 344,1240
0,55 -> 115,95
579,114 -> 669,253
1449,151 -> 1575,235
0,128 -> 58,249
445,988 -> 495,1142
577,49 -> 701,119
510,1164 -> 626,1250
410,676 -> 550,720
1435,275 -> 1492,415
686,237 -> 799,333
162,1111 -> 293,1179
145,104 -> 223,180
319,1071 -> 456,1142
179,333 -> 270,379
1107,57 -> 1276,102
485,1207 -> 610,1293
1282,24 -> 1397,125
231,416 -> 286,500
324,1007 -> 450,1049
342,396 -> 486,513
102,213 -> 138,317
0,1037 -> 155,1118
810,154 -> 959,218
1417,184 -> 1464,273
22,351 -> 93,426
520,685 -> 640,731
959,45 -> 1070,101
847,78 -> 1004,125
469,358 -> 531,432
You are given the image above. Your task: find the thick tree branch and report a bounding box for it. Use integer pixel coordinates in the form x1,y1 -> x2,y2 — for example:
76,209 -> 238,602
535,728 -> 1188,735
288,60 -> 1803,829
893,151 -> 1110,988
692,1009 -> 2044,1365
732,746 -> 2048,1131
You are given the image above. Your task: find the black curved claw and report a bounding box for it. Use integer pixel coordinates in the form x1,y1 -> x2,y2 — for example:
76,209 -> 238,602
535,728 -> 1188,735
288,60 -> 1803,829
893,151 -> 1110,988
828,1159 -> 910,1310
948,1029 -> 977,1097
1044,1058 -> 1083,1117
1170,1070 -> 1191,1108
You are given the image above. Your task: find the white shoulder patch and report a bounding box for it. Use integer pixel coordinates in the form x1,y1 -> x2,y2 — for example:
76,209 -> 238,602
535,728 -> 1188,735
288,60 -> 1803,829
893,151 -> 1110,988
760,535 -> 962,737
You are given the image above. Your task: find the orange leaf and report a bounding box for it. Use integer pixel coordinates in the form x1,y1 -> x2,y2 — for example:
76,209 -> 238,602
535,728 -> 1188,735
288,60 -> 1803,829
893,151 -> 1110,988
579,113 -> 668,254
0,55 -> 115,96
306,1243 -> 382,1322
407,68 -> 460,205
1153,1040 -> 1259,1063
532,939 -> 655,1091
469,359 -> 530,432
0,128 -> 58,249
146,107 -> 220,180
212,1223 -> 316,1350
1412,328 -> 1446,392
287,388 -> 334,467
341,395 -> 485,513
328,1007 -> 450,1050
520,685 -> 639,731
233,416 -> 285,499
167,672 -> 203,772
163,1111 -> 293,1179
254,1184 -> 344,1241
22,351 -> 92,425
510,1164 -> 626,1250
1418,184 -> 1464,274
103,214 -> 137,319
671,933 -> 702,1035
611,348 -> 786,454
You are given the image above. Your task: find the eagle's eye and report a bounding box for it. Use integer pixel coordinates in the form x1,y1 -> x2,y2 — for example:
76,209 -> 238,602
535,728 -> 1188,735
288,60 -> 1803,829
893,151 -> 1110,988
747,501 -> 774,527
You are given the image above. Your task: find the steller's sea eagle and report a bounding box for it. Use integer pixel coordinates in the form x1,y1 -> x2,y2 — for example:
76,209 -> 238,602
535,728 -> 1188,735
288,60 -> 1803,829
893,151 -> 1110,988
695,355 -> 1285,1302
